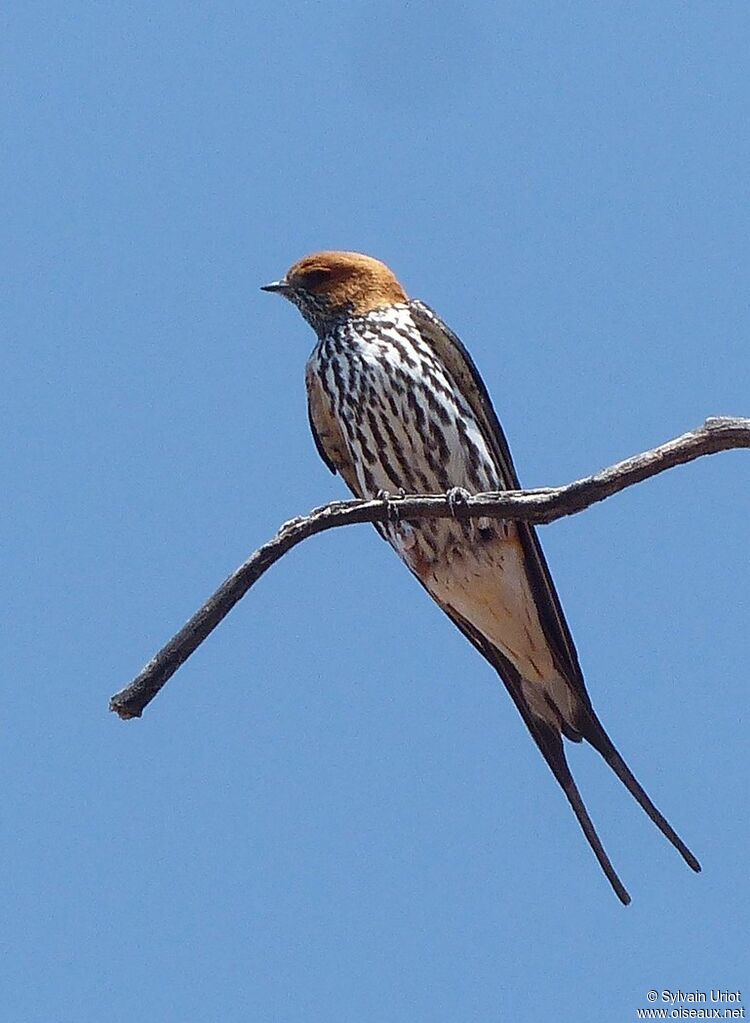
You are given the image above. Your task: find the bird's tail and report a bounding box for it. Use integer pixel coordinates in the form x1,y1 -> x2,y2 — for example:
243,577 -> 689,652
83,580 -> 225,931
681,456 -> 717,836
521,710 -> 633,904
424,595 -> 699,902
577,709 -> 702,874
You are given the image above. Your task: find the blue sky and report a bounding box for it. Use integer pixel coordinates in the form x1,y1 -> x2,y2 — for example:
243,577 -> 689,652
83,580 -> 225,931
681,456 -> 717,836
2,3 -> 748,1020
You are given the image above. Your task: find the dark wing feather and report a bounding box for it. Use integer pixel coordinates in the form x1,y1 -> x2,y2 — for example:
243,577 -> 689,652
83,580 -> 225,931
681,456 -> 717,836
410,300 -> 701,878
308,402 -> 337,475
305,303 -> 700,888
306,365 -> 363,496
410,299 -> 588,696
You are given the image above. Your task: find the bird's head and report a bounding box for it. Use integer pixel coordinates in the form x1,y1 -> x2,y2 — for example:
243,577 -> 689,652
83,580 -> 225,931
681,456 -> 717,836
262,251 -> 408,333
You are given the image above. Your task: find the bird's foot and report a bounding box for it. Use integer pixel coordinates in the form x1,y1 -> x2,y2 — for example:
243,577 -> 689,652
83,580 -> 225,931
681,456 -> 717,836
446,487 -> 510,540
446,486 -> 472,518
377,488 -> 406,523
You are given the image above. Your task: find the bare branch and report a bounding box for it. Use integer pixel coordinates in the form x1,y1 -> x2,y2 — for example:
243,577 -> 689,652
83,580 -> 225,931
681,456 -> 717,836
110,416 -> 749,720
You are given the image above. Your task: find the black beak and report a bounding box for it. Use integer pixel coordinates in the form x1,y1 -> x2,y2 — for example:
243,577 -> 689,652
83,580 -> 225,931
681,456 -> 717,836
260,279 -> 290,294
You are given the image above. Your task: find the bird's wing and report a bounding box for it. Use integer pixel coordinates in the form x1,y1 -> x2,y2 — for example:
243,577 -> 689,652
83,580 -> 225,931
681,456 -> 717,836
306,362 -> 363,496
409,299 -> 587,696
410,299 -> 701,882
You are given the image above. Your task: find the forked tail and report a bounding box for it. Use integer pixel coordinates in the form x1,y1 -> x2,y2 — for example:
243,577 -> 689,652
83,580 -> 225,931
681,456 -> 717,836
578,711 -> 701,873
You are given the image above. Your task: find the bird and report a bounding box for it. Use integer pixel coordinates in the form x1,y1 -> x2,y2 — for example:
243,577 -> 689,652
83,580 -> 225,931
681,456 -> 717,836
261,250 -> 700,904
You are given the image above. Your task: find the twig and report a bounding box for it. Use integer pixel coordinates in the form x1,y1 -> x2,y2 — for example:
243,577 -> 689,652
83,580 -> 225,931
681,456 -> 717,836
110,416 -> 749,720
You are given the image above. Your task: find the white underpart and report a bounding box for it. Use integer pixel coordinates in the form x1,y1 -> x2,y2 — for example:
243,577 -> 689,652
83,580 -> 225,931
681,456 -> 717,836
325,307 -> 497,492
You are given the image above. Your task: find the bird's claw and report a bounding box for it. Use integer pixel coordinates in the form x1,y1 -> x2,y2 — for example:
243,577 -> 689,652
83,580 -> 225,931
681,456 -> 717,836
446,486 -> 472,518
377,488 -> 406,523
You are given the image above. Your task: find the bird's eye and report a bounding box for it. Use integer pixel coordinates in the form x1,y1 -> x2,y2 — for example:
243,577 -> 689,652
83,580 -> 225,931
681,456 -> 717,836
298,268 -> 331,291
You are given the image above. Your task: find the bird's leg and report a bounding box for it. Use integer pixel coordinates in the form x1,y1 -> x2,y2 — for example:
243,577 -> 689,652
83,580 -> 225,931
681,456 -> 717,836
377,488 -> 406,524
446,486 -> 475,540
446,486 -> 472,517
446,486 -> 509,541
378,488 -> 422,552
481,490 -> 511,539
